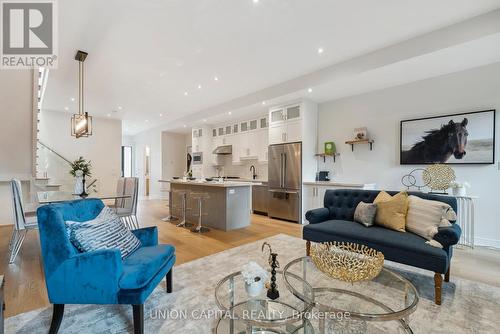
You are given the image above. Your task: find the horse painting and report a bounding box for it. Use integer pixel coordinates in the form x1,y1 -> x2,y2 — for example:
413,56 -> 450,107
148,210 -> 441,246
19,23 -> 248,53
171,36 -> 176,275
401,118 -> 469,164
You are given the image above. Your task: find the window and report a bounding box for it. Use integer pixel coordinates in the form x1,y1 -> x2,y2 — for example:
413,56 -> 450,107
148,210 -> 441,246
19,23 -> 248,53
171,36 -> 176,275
121,146 -> 133,177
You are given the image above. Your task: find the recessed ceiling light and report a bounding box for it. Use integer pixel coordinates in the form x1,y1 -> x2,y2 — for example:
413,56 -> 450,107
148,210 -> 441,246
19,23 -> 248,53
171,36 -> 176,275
159,113 -> 163,117
317,47 -> 324,54
183,124 -> 187,128
214,76 -> 219,81
70,97 -> 75,102
145,119 -> 149,123
262,101 -> 266,105
64,106 -> 69,111
198,84 -> 202,89
228,111 -> 232,115
308,88 -> 313,93
117,106 -> 123,110
184,91 -> 189,96
203,119 -> 207,122
253,0 -> 259,3
106,113 -> 111,117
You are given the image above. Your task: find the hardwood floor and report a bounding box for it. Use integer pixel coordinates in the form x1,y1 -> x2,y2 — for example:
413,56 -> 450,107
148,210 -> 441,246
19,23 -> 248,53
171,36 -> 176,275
1,198 -> 500,319
0,199 -> 301,317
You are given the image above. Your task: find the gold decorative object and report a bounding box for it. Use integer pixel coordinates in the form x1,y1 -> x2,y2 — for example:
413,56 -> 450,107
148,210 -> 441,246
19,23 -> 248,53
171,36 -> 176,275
310,242 -> 384,283
423,164 -> 456,193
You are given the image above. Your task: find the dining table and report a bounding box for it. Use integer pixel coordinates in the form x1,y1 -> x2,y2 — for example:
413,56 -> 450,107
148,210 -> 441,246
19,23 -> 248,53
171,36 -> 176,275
37,191 -> 131,205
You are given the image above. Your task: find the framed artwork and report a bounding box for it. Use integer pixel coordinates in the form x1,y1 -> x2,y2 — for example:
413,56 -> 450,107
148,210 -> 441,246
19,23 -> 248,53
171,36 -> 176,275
400,109 -> 495,165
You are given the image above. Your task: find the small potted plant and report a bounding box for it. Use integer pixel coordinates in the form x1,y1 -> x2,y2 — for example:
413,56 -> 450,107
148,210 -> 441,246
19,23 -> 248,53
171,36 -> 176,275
241,262 -> 268,298
450,181 -> 470,196
70,157 -> 92,197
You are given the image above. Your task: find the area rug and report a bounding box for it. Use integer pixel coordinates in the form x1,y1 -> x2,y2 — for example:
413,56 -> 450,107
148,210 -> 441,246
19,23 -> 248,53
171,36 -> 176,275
5,234 -> 500,333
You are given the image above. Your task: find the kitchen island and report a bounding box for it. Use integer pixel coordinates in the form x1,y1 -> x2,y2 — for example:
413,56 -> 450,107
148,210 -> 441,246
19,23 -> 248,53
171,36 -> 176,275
160,180 -> 259,231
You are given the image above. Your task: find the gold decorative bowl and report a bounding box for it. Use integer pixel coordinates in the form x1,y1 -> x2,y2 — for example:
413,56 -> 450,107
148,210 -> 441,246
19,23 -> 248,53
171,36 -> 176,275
310,242 -> 384,283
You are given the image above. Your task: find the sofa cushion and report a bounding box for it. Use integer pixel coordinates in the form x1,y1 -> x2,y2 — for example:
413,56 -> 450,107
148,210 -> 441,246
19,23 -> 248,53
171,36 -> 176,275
406,195 -> 456,241
353,202 -> 377,227
303,219 -> 449,273
119,244 -> 175,290
373,191 -> 408,232
323,189 -> 457,223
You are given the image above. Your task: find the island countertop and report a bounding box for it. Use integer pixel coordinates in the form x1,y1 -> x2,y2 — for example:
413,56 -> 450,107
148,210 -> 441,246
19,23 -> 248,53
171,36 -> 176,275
159,179 -> 261,187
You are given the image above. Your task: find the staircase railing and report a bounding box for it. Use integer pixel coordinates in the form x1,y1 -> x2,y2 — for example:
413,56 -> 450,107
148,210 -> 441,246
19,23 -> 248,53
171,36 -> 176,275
36,140 -> 99,193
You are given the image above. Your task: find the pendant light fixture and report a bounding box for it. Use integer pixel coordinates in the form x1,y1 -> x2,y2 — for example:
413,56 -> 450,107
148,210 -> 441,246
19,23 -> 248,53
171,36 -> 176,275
71,50 -> 93,138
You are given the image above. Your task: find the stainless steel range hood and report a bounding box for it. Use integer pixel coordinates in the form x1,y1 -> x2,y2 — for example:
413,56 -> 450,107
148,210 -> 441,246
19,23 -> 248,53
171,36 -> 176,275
212,145 -> 232,155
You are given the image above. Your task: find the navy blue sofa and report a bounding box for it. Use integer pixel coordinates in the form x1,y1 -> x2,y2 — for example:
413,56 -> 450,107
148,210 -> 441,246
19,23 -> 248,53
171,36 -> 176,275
304,189 -> 461,305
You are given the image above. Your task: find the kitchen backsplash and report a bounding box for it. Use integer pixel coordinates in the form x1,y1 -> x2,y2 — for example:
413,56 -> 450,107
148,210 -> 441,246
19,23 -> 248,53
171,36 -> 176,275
214,156 -> 268,180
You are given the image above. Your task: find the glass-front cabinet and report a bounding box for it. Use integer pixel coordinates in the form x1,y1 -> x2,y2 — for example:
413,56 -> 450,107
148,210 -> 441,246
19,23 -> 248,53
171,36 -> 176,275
286,105 -> 301,121
269,108 -> 285,124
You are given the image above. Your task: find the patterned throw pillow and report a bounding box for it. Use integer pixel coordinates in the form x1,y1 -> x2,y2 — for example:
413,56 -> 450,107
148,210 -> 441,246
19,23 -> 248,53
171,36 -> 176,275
353,202 -> 377,227
66,207 -> 141,259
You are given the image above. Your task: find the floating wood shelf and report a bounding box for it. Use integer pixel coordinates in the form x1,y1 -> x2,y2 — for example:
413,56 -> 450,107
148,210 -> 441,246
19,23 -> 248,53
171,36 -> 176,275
345,139 -> 374,151
315,153 -> 340,162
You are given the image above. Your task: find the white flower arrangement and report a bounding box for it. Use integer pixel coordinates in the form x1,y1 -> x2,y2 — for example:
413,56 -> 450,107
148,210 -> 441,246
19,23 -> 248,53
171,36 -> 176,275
450,181 -> 470,189
241,261 -> 268,285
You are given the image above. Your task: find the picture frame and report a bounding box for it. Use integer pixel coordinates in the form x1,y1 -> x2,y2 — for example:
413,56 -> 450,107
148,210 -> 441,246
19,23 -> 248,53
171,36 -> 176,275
400,109 -> 496,165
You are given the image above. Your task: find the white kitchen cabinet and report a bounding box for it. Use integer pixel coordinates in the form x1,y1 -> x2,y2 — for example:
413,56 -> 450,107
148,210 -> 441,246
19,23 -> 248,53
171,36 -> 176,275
268,124 -> 284,145
258,129 -> 269,162
269,108 -> 285,125
268,103 -> 304,144
303,185 -> 319,222
286,120 -> 302,143
231,134 -> 241,163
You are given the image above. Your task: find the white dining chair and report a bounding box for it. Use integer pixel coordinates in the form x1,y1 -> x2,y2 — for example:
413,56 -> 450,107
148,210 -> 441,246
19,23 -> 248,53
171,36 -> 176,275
114,177 -> 139,230
9,179 -> 38,264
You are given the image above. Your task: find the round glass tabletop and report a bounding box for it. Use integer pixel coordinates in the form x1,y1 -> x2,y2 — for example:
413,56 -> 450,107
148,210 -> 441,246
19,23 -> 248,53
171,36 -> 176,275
283,257 -> 419,323
215,269 -> 315,327
214,317 -> 315,334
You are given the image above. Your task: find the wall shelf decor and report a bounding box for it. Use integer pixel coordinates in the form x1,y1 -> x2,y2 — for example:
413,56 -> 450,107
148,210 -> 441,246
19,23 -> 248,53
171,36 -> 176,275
345,139 -> 374,151
315,153 -> 340,163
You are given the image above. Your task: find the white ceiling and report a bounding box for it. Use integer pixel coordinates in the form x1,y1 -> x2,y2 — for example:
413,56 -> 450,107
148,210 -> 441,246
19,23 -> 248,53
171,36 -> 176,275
41,0 -> 500,135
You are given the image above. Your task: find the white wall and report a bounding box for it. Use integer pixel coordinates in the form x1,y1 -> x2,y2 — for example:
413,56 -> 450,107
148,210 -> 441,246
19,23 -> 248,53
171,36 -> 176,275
39,110 -> 122,195
0,70 -> 34,224
317,62 -> 500,247
132,128 -> 162,198
161,132 -> 188,195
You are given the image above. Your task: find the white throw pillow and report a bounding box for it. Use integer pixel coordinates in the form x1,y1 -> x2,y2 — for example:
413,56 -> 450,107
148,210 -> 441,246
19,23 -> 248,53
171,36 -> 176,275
406,195 -> 456,241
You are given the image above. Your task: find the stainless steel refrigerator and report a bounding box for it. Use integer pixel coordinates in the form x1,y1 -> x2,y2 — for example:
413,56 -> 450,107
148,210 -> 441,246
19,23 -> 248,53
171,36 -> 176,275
268,142 -> 301,222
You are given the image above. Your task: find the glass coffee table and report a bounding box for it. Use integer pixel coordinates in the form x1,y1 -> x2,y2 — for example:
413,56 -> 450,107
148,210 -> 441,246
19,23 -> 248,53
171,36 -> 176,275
215,269 -> 315,333
283,257 -> 419,334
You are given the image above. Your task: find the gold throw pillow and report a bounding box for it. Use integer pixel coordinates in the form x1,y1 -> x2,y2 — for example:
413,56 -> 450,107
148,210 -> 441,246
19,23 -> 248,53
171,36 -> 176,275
373,191 -> 409,232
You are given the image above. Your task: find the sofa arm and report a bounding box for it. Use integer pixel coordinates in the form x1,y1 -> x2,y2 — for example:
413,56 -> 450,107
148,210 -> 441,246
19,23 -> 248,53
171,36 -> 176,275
305,207 -> 330,224
434,223 -> 462,249
47,249 -> 123,304
131,226 -> 158,247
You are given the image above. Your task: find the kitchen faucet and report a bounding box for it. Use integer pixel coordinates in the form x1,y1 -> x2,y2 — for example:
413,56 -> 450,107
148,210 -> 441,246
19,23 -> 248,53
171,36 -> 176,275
250,165 -> 257,180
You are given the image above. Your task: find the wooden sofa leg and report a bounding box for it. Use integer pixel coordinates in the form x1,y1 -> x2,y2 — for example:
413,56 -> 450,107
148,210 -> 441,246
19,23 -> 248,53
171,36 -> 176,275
166,268 -> 173,293
306,240 -> 311,256
444,266 -> 450,282
434,273 -> 443,305
132,304 -> 144,334
49,304 -> 64,334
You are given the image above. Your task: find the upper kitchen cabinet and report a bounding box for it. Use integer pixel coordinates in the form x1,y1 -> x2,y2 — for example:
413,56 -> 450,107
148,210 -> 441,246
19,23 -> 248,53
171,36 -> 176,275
268,102 -> 312,145
269,108 -> 286,125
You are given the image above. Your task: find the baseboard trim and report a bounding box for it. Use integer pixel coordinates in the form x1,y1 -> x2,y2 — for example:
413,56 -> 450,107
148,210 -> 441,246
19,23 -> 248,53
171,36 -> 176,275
475,237 -> 500,249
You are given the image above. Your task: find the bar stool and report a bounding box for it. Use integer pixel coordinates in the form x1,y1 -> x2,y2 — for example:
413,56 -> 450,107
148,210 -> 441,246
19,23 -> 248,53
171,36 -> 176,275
161,189 -> 178,223
190,192 -> 210,233
172,189 -> 193,228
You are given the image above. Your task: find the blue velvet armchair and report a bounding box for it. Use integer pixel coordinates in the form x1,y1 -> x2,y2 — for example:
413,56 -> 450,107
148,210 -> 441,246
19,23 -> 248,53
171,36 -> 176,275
37,199 -> 176,334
